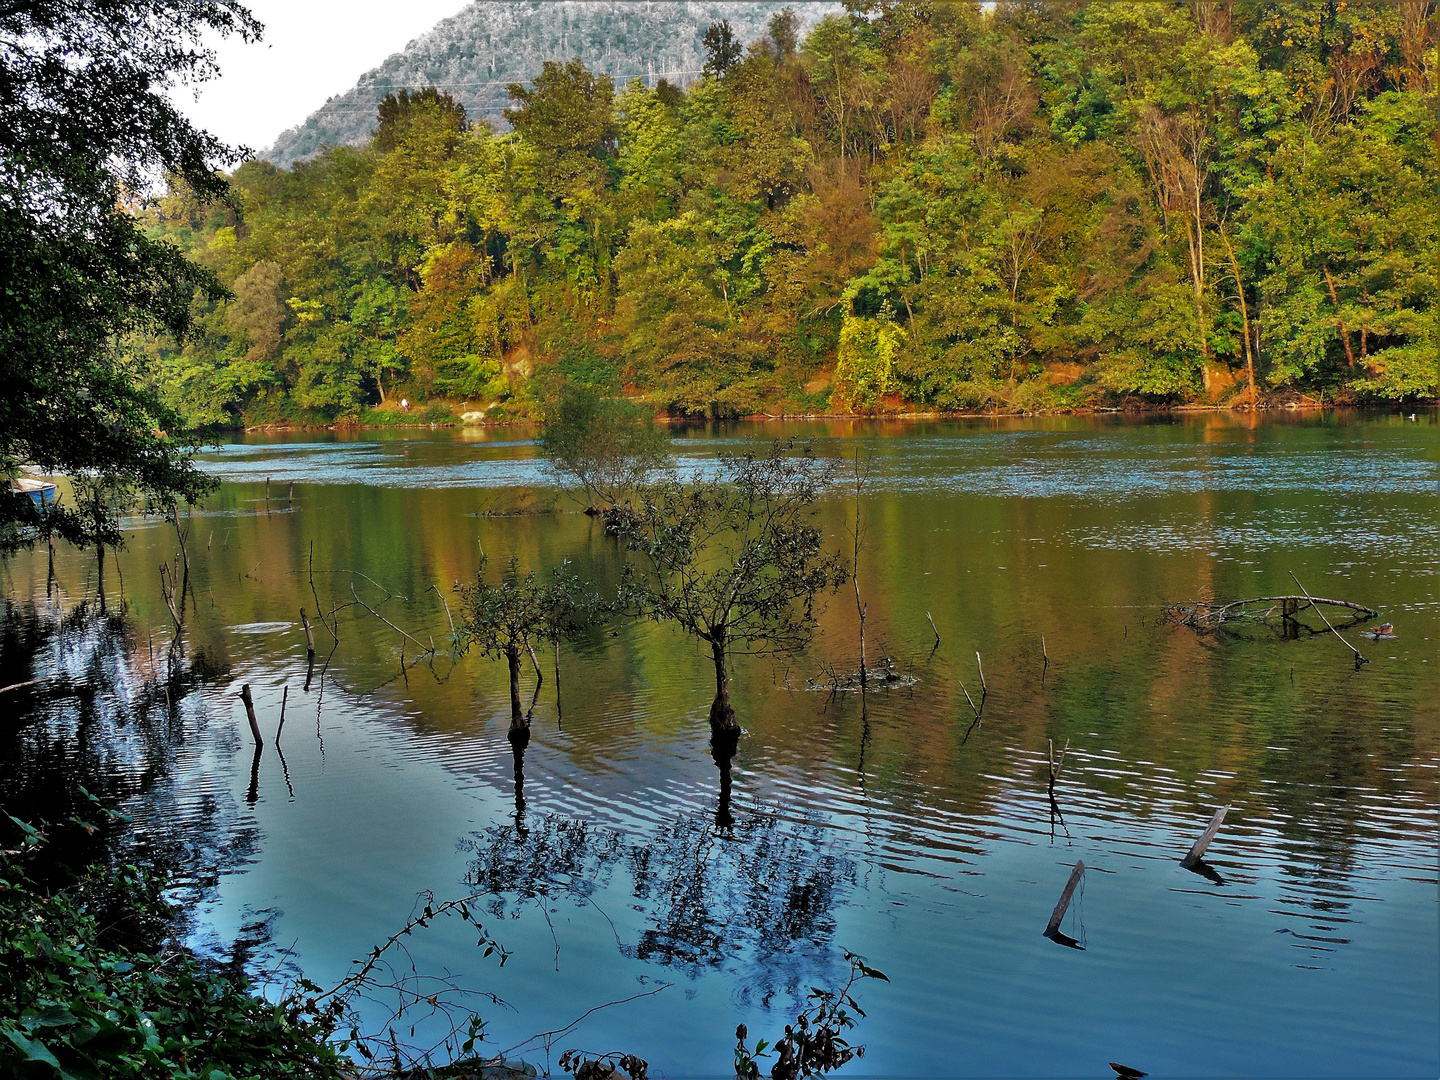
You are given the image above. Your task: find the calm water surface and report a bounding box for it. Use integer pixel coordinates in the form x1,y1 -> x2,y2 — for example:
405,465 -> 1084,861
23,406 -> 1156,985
3,415 -> 1437,1077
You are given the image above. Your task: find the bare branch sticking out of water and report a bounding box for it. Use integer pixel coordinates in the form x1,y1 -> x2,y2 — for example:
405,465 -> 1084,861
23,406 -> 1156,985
1044,860 -> 1086,950
1164,593 -> 1376,631
1182,805 -> 1229,867
1288,572 -> 1369,669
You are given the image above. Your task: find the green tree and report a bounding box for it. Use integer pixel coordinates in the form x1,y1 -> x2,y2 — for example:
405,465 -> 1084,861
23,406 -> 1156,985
703,19 -> 744,78
457,558 -> 605,730
538,384 -> 672,512
614,443 -> 849,740
1,0 -> 255,548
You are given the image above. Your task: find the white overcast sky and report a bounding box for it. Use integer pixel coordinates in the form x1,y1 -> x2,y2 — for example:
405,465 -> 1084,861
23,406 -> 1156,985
173,0 -> 468,154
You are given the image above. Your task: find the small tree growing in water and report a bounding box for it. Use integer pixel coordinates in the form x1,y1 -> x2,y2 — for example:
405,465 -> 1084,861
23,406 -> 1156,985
614,442 -> 848,742
457,558 -> 605,731
538,384 -> 671,514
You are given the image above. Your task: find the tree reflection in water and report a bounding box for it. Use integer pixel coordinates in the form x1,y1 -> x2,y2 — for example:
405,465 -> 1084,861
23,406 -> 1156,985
464,736 -> 855,1002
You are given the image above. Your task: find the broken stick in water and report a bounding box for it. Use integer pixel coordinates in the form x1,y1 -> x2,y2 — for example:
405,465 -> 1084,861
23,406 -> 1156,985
276,685 -> 289,744
238,684 -> 264,748
926,611 -> 941,648
975,651 -> 987,699
1182,805 -> 1229,867
1288,571 -> 1368,668
1048,737 -> 1069,789
1044,860 -> 1086,948
300,608 -> 315,656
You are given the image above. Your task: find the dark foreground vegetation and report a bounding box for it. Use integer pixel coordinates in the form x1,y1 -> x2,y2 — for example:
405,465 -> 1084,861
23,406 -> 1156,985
140,0 -> 1439,426
0,821 -> 351,1079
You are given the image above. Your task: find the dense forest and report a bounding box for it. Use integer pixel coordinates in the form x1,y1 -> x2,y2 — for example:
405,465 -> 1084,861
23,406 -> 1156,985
141,0 -> 1440,427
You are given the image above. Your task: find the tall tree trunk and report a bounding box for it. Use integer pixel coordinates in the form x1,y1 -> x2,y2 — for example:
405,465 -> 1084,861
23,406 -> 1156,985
1221,229 -> 1256,408
507,645 -> 525,729
709,636 -> 737,733
1322,265 -> 1357,367
96,542 -> 106,614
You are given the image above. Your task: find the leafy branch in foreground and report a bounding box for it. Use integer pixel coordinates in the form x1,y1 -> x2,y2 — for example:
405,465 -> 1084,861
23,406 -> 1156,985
2,0 -> 255,549
0,816 -> 352,1080
734,951 -> 888,1080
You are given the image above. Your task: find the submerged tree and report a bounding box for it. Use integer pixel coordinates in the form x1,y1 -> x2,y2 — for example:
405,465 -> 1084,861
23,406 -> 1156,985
457,558 -> 606,731
538,384 -> 672,514
614,442 -> 849,741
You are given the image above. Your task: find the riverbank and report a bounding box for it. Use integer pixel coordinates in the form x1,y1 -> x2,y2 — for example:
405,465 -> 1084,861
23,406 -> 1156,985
223,398 -> 1434,435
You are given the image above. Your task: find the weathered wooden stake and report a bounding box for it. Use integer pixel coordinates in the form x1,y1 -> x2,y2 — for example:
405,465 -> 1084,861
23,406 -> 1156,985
239,684 -> 264,747
1182,805 -> 1229,866
1044,860 -> 1086,937
276,685 -> 289,744
300,608 -> 316,656
1048,736 -> 1069,784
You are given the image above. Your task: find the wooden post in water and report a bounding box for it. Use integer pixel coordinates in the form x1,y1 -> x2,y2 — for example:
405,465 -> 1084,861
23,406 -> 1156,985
1044,860 -> 1086,937
300,608 -> 316,656
276,685 -> 289,744
239,684 -> 264,748
1182,806 -> 1229,866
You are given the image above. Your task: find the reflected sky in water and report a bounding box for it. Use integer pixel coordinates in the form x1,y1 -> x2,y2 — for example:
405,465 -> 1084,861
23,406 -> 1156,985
4,413 -> 1437,1077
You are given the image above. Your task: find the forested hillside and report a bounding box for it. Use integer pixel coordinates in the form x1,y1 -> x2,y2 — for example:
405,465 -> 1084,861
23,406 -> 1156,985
266,1 -> 839,166
144,0 -> 1440,427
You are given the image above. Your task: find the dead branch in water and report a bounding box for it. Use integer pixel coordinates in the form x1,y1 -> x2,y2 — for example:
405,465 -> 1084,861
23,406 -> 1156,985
1165,593 -> 1376,630
1289,572 -> 1369,669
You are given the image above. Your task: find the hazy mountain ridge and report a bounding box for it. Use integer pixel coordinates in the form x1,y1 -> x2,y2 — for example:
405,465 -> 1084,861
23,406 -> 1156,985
265,0 -> 840,167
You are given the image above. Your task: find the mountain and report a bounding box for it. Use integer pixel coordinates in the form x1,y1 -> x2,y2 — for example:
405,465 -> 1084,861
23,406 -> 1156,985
264,1 -> 841,167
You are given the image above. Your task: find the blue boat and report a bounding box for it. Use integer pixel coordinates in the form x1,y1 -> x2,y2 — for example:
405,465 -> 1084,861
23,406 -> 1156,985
9,477 -> 58,514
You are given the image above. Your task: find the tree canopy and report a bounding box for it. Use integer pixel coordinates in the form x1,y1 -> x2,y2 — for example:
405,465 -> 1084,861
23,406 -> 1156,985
138,0 -> 1439,429
614,443 -> 849,735
1,0 -> 257,547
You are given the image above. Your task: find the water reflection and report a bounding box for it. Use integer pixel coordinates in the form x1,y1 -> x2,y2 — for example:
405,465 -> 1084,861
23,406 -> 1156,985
0,599 -> 260,955
3,416 -> 1437,1076
464,761 -> 855,999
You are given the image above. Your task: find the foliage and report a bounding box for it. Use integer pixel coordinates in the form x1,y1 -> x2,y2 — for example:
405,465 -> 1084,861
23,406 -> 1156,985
703,20 -> 744,78
613,442 -> 849,733
0,0 -> 250,547
539,384 -> 673,510
456,557 -> 607,721
0,814 -> 351,1080
140,0 -> 1439,422
733,951 -> 888,1080
834,304 -> 906,410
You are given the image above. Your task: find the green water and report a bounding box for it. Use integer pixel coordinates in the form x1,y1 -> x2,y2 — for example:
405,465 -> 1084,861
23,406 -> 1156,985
3,413 -> 1437,1077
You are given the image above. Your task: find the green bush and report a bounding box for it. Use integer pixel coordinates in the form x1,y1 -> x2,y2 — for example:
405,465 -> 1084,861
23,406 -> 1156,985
0,823 -> 349,1080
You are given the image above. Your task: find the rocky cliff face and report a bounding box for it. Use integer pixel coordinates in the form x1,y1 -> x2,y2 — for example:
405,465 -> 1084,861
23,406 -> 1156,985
264,0 -> 840,167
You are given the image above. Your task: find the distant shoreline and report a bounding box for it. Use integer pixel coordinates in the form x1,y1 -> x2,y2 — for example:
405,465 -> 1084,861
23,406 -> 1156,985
221,400 -> 1434,435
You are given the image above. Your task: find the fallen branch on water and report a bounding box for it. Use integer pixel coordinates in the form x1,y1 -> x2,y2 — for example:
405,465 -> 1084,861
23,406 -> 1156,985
1164,593 -> 1376,630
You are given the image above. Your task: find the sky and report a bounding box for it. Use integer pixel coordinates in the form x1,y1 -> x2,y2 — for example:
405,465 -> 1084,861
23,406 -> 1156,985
172,0 -> 467,155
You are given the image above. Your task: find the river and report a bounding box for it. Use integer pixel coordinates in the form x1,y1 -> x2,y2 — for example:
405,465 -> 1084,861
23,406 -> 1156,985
2,414 -> 1437,1077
